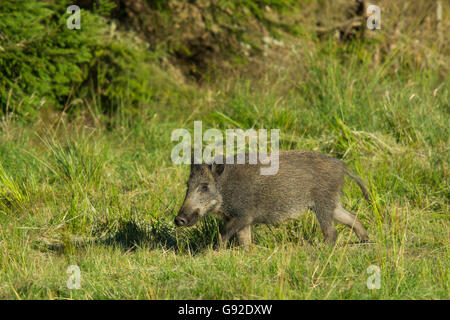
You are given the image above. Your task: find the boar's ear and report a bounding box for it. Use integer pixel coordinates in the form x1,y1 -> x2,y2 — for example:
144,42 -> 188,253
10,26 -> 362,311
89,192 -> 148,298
210,162 -> 225,178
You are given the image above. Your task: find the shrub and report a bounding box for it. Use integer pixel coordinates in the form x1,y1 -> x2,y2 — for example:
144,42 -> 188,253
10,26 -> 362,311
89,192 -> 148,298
0,0 -> 155,119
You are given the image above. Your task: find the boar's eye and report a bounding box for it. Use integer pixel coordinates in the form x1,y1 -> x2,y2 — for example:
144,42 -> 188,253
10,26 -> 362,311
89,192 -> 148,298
200,184 -> 209,192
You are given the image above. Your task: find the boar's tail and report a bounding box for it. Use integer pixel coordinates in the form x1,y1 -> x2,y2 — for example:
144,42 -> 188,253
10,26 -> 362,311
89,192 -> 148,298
345,170 -> 370,201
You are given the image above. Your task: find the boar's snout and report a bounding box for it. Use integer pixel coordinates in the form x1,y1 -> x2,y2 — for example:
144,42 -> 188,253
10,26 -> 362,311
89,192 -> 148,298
174,208 -> 200,227
174,215 -> 187,226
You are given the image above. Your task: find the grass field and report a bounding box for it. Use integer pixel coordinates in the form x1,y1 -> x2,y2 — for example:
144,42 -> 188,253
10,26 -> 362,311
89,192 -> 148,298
0,1 -> 449,300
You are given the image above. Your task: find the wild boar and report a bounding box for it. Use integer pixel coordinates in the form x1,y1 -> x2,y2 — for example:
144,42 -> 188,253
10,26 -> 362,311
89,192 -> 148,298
175,150 -> 370,247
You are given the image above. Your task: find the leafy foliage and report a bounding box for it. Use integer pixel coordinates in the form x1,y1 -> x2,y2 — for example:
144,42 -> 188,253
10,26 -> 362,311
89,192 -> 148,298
0,0 -> 155,119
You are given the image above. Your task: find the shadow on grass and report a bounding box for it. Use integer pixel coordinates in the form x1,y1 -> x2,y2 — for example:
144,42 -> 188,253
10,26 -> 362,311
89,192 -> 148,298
35,216 -> 223,255
99,216 -> 224,254
100,218 -> 179,251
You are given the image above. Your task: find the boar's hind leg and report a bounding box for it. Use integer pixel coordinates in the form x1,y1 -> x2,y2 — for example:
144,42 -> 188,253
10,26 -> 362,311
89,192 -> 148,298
333,204 -> 369,242
312,203 -> 338,246
219,217 -> 251,248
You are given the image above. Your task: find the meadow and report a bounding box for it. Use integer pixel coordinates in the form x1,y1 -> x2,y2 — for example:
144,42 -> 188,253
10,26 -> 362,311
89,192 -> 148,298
0,0 -> 448,299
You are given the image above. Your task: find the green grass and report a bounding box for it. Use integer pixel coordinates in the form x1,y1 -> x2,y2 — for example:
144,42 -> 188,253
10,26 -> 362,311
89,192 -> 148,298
1,26 -> 449,300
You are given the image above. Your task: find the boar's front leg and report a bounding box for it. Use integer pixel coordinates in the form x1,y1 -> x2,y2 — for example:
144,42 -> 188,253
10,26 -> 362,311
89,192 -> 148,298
236,225 -> 252,247
219,217 -> 251,248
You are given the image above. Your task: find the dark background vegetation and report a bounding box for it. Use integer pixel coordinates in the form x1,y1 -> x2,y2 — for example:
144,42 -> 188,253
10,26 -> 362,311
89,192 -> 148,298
2,0 -> 447,119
